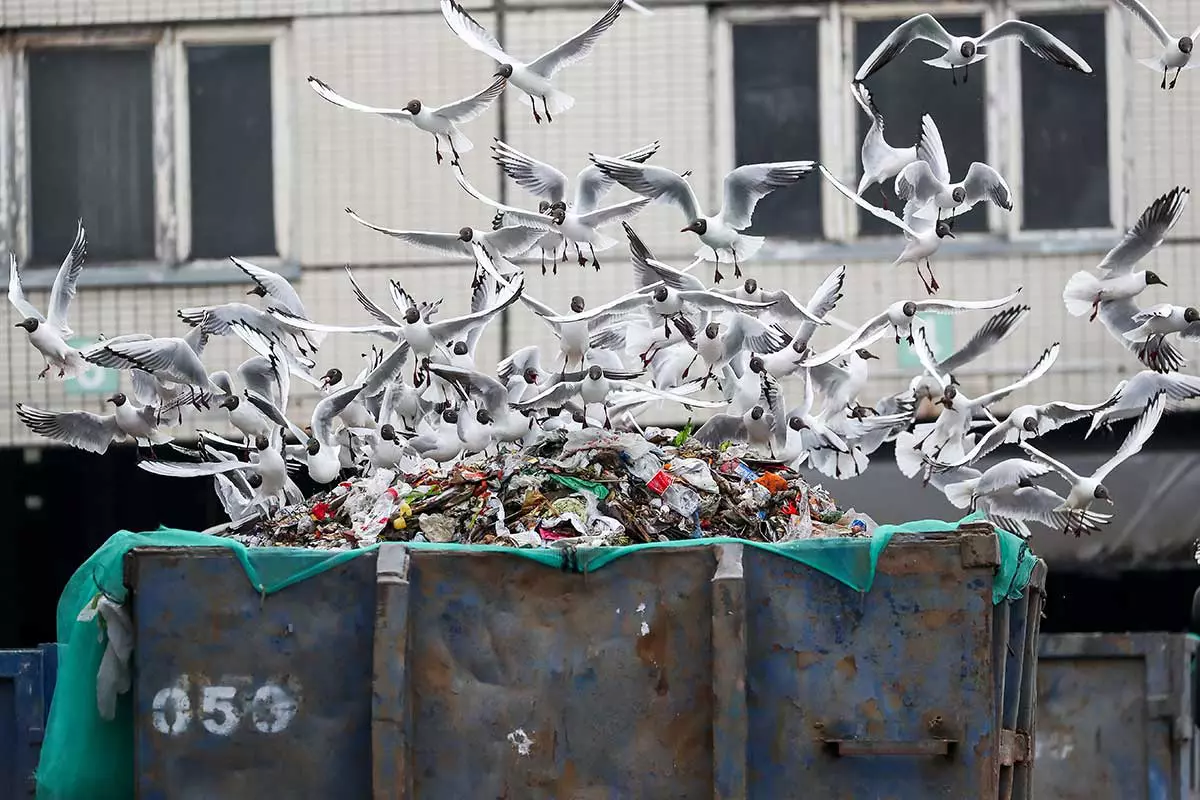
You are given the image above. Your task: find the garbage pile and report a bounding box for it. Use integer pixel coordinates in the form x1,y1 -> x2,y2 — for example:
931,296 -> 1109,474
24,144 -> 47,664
229,428 -> 878,551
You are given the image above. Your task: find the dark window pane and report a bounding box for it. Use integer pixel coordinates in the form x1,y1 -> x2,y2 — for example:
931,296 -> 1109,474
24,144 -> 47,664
28,48 -> 155,264
732,21 -> 821,239
1020,12 -> 1109,230
854,16 -> 988,235
188,44 -> 276,258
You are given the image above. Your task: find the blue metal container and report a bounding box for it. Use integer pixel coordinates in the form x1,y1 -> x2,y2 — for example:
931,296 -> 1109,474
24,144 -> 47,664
125,523 -> 1044,799
1,644 -> 59,797
1036,632 -> 1199,800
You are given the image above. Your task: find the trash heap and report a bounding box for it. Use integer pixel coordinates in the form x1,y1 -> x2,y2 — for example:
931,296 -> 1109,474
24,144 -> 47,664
230,428 -> 878,551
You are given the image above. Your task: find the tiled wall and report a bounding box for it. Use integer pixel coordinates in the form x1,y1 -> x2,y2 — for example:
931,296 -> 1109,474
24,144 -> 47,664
2,0 -> 1199,446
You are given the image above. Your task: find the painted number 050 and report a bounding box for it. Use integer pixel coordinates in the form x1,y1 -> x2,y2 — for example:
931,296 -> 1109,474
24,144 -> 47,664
151,677 -> 299,737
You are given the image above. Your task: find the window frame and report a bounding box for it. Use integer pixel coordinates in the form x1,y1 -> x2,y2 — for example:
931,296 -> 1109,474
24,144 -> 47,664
0,23 -> 294,289
713,0 -> 1126,260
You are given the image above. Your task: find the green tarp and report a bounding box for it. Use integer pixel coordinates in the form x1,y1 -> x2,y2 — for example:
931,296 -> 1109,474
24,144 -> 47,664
35,512 -> 1038,799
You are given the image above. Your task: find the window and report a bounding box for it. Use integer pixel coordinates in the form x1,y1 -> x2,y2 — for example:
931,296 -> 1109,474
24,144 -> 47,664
186,44 -> 276,259
27,47 -> 155,264
730,19 -> 822,239
1019,11 -> 1109,231
853,15 -> 988,235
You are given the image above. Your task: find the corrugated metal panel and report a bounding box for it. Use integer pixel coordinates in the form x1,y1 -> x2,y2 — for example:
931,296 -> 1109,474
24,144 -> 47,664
1035,633 -> 1199,800
125,525 -> 1044,798
0,644 -> 58,798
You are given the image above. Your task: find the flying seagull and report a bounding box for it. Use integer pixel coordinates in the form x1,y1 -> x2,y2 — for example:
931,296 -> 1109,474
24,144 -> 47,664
1111,0 -> 1198,88
9,221 -> 88,379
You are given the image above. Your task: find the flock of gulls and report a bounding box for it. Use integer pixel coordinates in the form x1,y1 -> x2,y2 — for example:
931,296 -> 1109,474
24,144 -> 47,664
8,0 -> 1200,539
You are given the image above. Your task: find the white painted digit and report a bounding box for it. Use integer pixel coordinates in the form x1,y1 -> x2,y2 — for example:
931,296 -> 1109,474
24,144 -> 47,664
151,685 -> 192,736
252,683 -> 298,734
200,685 -> 241,736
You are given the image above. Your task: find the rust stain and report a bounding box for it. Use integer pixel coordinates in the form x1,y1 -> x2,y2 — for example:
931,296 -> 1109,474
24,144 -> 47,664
554,759 -> 577,797
858,698 -> 886,737
795,651 -> 821,670
835,655 -> 857,680
918,608 -> 966,631
635,614 -> 667,668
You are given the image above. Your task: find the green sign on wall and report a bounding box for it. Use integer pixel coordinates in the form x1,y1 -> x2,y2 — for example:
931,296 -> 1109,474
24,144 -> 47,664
64,337 -> 120,396
896,314 -> 954,370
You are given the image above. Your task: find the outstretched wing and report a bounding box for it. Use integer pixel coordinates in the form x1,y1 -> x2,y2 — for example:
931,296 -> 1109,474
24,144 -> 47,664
306,76 -> 415,124
1097,186 -> 1189,274
46,218 -> 87,335
587,155 -> 703,221
15,403 -> 121,454
855,13 -> 954,82
439,0 -> 512,63
431,74 -> 507,124
720,161 -> 816,230
976,19 -> 1093,73
527,0 -> 625,79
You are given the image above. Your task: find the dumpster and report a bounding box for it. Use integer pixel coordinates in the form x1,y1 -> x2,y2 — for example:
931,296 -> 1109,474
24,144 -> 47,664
1,644 -> 58,797
118,521 -> 1044,799
1035,632 -> 1199,800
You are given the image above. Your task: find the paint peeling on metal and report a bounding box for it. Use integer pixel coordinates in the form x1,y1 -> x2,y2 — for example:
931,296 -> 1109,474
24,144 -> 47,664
1035,730 -> 1075,760
639,621 -> 650,637
507,728 -> 534,756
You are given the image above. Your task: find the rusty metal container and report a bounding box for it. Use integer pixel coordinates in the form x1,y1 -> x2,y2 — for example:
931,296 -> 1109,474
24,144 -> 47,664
1,644 -> 58,797
125,523 -> 1044,799
1035,633 -> 1199,800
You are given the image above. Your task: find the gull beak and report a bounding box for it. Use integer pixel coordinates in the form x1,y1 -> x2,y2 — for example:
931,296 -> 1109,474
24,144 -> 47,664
934,397 -> 946,406
246,288 -> 258,296
493,69 -> 505,77
679,226 -> 691,233
945,230 -> 957,239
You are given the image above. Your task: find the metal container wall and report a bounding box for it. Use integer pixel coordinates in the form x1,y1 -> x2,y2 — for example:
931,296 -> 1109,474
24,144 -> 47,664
1036,633 -> 1199,800
1,644 -> 58,797
126,525 -> 1045,800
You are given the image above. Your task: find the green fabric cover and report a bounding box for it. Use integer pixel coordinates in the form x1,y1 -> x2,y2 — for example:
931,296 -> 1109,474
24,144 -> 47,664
36,513 -> 1039,799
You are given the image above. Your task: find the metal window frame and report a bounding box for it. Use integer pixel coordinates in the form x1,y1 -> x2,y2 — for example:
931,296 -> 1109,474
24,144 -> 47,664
0,24 -> 295,290
711,0 -> 1125,256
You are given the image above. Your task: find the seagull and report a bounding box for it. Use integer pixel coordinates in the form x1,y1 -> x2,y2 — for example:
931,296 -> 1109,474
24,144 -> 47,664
497,345 -> 551,402
755,266 -> 849,378
818,164 -> 957,294
1021,391 -> 1167,535
138,435 -> 292,509
9,221 -> 88,379
693,405 -> 785,456
896,114 -> 1013,222
81,335 -> 227,397
1087,370 -> 1200,436
808,348 -> 881,414
232,257 -> 312,322
1096,296 -> 1188,374
15,393 -> 174,458
520,293 -> 624,374
808,403 -> 917,480
681,315 -> 788,387
1112,0 -> 1198,88
588,155 -> 817,282
210,354 -> 290,449
851,82 -> 918,207
439,0 -> 647,125
855,13 -> 1092,85
306,73 -> 507,165
246,384 -> 364,485
345,206 -> 545,265
909,304 -> 1031,404
513,364 -> 721,426
1063,186 -> 1187,321
800,286 -> 1023,367
780,369 -> 852,457
1122,304 -> 1200,353
427,363 -> 536,445
177,302 -> 322,361
407,408 -> 468,465
453,162 -> 647,269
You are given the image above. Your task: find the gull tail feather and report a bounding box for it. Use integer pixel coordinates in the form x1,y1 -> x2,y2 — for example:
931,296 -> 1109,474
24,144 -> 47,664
517,89 -> 575,116
943,478 -> 979,510
923,53 -> 989,69
893,430 -> 925,479
1062,271 -> 1102,317
446,125 -> 474,157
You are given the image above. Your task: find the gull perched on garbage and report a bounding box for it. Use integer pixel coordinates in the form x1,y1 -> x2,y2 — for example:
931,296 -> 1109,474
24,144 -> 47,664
854,13 -> 1093,85
246,385 -> 364,485
345,207 -> 545,263
9,221 -> 88,379
1021,391 -> 1167,535
1111,0 -> 1198,88
818,165 -> 957,294
800,286 -> 1023,366
851,82 -> 918,206
895,115 -> 1013,222
588,154 -> 817,281
440,0 -> 647,125
15,393 -> 173,457
427,364 -> 537,445
307,73 -> 507,165
1063,186 -> 1186,322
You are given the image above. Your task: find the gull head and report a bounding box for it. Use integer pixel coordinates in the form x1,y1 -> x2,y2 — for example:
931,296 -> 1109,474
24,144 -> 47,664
538,200 -> 552,214
254,435 -> 270,451
403,307 -> 421,324
549,207 -> 567,225
743,278 -> 758,294
476,408 -> 493,425
750,406 -> 765,421
935,221 -> 956,239
219,395 -> 240,410
681,219 -> 707,235
937,385 -> 958,408
248,473 -> 263,489
1186,307 -> 1200,323
107,392 -> 128,407
247,284 -> 268,298
653,286 -> 669,303
494,63 -> 514,78
1145,270 -> 1167,288
404,99 -> 422,115
550,200 -> 567,212
1180,36 -> 1194,54
523,367 -> 539,385
952,187 -> 967,204
1022,416 -> 1039,433
1094,484 -> 1111,503
855,348 -> 879,361
960,41 -> 977,58
458,227 -> 474,242
306,438 -> 321,456
587,365 -> 604,380
749,355 -> 765,373
433,400 -> 449,414
380,423 -> 397,442
902,301 -> 919,317
572,410 -> 588,424
788,416 -> 806,431
442,408 -> 459,424
850,405 -> 877,419
453,341 -> 469,356
320,368 -> 343,388
14,317 -> 38,332
704,322 -> 720,339
570,295 -> 586,313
